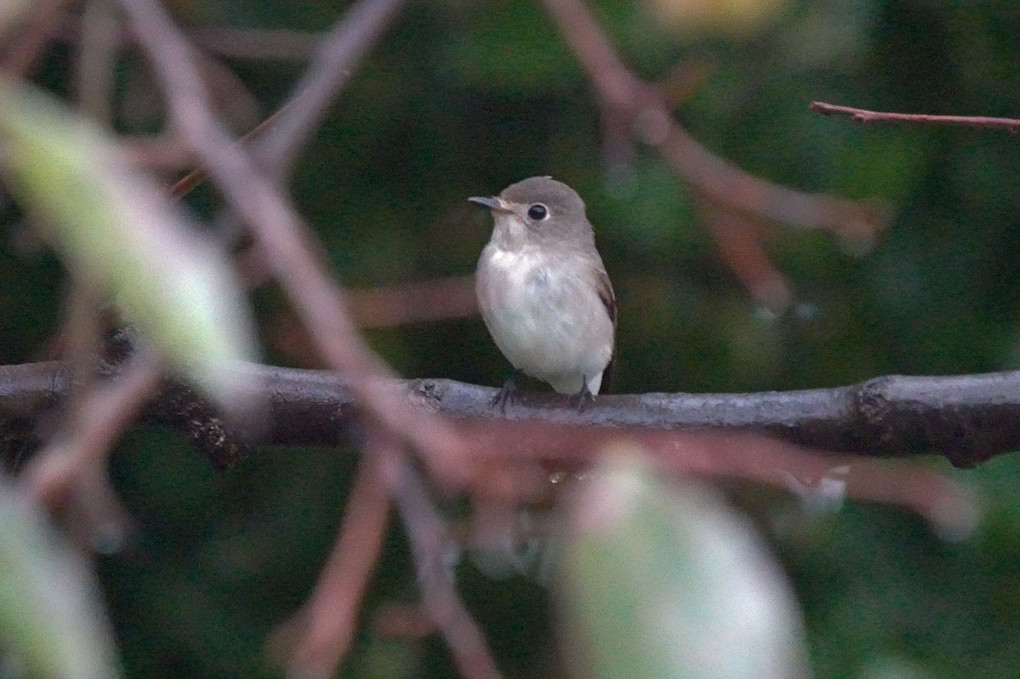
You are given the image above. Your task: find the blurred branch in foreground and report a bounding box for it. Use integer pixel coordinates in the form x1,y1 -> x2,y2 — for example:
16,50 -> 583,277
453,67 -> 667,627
117,0 -> 472,489
269,453 -> 391,679
811,101 -> 1020,133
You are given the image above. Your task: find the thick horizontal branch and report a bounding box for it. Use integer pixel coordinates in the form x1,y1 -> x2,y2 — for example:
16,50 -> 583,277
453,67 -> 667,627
3,361 -> 1020,468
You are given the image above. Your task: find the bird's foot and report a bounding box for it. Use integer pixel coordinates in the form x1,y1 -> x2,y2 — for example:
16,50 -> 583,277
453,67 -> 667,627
569,377 -> 595,413
491,370 -> 521,414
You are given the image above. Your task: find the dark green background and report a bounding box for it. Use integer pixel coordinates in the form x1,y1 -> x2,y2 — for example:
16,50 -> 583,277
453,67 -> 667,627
3,0 -> 1020,676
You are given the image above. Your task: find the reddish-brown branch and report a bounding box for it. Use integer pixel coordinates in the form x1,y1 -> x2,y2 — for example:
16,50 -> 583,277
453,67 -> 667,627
539,0 -> 885,236
348,275 -> 478,328
117,0 -> 472,488
253,0 -> 409,179
704,207 -> 791,311
273,454 -> 390,678
811,101 -> 1020,133
0,0 -> 69,76
456,422 -> 975,537
23,352 -> 161,549
372,435 -> 503,679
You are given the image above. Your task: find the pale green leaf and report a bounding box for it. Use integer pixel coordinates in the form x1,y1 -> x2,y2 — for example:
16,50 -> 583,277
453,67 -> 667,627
0,483 -> 120,679
559,449 -> 810,679
0,79 -> 257,408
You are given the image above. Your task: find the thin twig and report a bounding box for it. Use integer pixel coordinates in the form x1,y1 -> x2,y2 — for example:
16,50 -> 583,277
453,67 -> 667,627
539,0 -> 885,237
371,433 -> 503,679
275,454 -> 390,679
74,0 -> 120,123
253,0 -> 409,180
811,101 -> 1020,133
0,0 -> 69,76
168,101 -> 294,199
23,351 -> 161,550
116,0 -> 471,488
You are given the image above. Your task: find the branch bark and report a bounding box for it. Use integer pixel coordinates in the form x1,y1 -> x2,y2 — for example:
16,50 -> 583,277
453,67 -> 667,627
4,360 -> 1019,468
811,101 -> 1020,133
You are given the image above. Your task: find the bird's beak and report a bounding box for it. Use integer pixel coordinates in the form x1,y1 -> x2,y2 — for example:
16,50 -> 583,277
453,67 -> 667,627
468,196 -> 513,213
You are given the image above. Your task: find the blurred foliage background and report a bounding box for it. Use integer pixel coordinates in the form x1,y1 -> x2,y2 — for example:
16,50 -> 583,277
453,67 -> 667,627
3,0 -> 1020,677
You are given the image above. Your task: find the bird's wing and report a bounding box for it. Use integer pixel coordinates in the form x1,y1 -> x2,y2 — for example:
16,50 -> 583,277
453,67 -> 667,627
595,266 -> 617,394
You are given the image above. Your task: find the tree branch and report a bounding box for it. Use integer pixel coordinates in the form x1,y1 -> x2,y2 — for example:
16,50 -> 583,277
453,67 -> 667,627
810,101 -> 1020,133
252,0 -> 409,180
540,0 -> 886,238
4,361 -> 1020,468
116,0 -> 472,488
272,453 -> 390,678
372,436 -> 502,679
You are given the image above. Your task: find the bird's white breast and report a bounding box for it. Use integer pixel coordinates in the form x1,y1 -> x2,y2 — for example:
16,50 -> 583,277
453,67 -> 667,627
476,243 -> 613,394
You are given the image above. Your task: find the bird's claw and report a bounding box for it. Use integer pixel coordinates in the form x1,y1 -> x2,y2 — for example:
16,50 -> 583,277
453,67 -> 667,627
569,376 -> 594,413
491,370 -> 521,414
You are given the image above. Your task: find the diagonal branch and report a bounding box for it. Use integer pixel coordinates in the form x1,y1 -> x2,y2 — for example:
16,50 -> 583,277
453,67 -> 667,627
252,0 -> 409,180
115,0 -> 471,487
371,433 -> 502,679
272,453 -> 390,678
539,0 -> 885,237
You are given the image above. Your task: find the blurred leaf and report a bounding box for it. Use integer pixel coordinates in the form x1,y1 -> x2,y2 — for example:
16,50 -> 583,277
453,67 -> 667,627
638,0 -> 789,39
0,482 -> 120,679
0,79 -> 257,409
558,448 -> 809,679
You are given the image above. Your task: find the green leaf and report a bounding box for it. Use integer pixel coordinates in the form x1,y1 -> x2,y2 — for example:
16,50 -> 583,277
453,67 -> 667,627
0,79 -> 257,408
0,483 -> 120,678
559,448 -> 810,679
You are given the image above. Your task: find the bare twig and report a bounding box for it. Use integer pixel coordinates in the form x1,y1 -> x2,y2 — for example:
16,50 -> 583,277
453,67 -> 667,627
371,433 -> 502,679
539,0 -> 884,237
74,0 -> 120,123
116,0 -> 471,487
273,454 -> 390,679
811,101 -> 1020,133
23,351 -> 161,550
168,101 -> 294,199
253,0 -> 409,180
0,0 -> 69,76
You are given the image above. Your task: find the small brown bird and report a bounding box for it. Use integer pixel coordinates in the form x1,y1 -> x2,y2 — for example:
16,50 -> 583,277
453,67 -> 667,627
470,176 -> 616,409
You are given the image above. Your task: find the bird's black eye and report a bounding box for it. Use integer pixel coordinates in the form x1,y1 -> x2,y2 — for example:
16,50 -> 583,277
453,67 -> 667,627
527,204 -> 549,220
